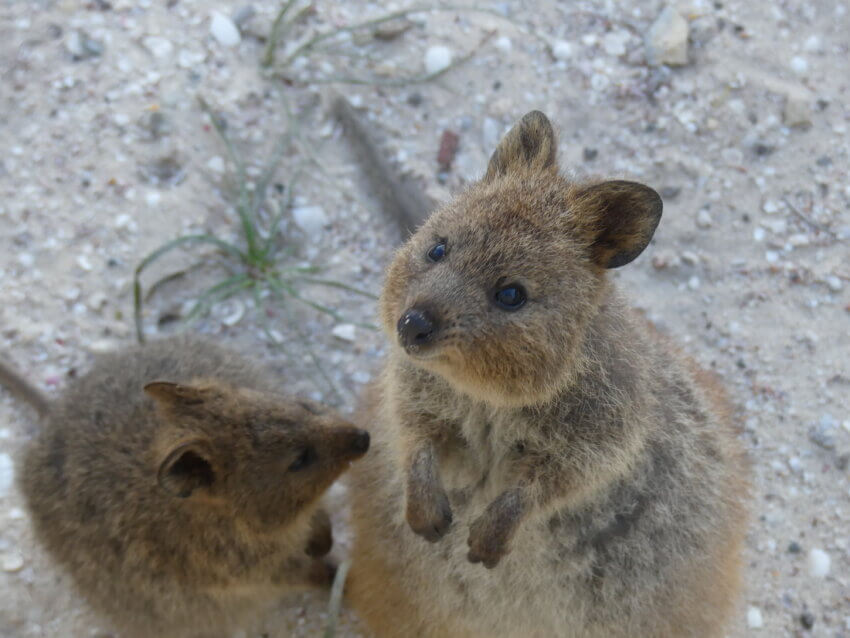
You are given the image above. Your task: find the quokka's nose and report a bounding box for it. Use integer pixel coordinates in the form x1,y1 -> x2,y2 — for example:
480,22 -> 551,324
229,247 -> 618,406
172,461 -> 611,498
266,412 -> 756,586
351,429 -> 370,455
397,308 -> 437,350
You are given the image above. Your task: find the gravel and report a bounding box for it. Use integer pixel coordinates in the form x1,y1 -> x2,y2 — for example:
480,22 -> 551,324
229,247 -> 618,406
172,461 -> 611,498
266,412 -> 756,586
1,2 -> 848,637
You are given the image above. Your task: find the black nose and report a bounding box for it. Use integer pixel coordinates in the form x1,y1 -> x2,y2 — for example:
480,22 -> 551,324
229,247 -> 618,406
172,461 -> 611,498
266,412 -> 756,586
352,429 -> 370,454
397,308 -> 436,350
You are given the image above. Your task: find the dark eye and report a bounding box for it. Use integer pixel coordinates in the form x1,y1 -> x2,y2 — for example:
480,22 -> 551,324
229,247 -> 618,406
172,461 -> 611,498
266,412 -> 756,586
427,241 -> 447,262
494,284 -> 527,310
288,446 -> 317,472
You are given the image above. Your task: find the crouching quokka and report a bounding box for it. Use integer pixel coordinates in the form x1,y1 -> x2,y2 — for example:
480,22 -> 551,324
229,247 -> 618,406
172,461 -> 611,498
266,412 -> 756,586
347,111 -> 748,637
4,336 -> 369,638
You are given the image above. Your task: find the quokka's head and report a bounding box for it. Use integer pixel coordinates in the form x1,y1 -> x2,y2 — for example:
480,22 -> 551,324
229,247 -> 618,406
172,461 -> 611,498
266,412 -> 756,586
381,111 -> 662,407
143,380 -> 369,530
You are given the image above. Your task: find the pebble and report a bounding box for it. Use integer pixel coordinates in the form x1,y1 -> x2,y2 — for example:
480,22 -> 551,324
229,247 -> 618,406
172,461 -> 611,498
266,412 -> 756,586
207,156 -> 225,173
696,209 -> 712,229
219,299 -> 244,327
332,324 -> 356,342
424,45 -> 453,75
495,36 -> 512,53
602,30 -> 630,57
687,276 -> 700,290
762,200 -> 780,214
747,606 -> 764,629
0,552 -> 24,573
825,275 -> 842,292
210,12 -> 241,47
783,92 -> 812,127
65,30 -> 104,60
142,35 -> 174,59
551,40 -> 573,60
291,205 -> 329,237
645,6 -> 689,66
800,611 -> 815,630
807,548 -> 830,578
789,56 -> 809,75
0,453 -> 13,495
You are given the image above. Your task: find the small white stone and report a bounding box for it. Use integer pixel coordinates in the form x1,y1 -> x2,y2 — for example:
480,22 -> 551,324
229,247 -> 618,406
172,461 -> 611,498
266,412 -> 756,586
77,255 -> 93,271
765,219 -> 787,235
142,35 -> 174,59
762,200 -> 780,214
551,40 -> 573,60
747,606 -> 764,629
114,113 -> 130,126
803,35 -> 822,52
790,55 -> 809,74
602,31 -> 629,57
808,548 -> 831,578
696,209 -> 712,228
495,36 -> 512,53
8,507 -> 25,520
783,92 -> 812,127
0,453 -> 13,495
753,227 -> 766,242
332,324 -> 356,342
219,300 -> 244,327
207,156 -> 225,173
1,552 -> 24,573
424,45 -> 453,75
291,205 -> 328,237
645,6 -> 689,66
687,276 -> 700,290
765,251 -> 779,264
826,275 -> 843,292
210,12 -> 241,47
145,191 -> 161,207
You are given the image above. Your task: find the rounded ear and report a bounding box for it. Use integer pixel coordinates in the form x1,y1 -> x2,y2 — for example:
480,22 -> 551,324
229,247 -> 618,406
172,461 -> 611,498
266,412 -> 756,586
157,439 -> 216,498
575,180 -> 663,268
144,381 -> 207,408
483,110 -> 557,182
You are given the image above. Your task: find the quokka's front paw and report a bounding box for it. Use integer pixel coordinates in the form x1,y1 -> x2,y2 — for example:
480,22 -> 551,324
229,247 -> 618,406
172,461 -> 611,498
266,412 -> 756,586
466,514 -> 511,568
406,488 -> 453,542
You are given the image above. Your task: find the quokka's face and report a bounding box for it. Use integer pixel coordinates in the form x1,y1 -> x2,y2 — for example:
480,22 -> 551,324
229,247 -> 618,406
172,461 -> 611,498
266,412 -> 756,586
380,111 -> 663,407
144,382 -> 370,530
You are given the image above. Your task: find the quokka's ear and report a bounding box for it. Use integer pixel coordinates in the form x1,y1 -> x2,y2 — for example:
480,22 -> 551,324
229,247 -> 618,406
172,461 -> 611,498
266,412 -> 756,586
144,381 -> 208,408
483,110 -> 557,182
157,438 -> 216,498
574,180 -> 663,269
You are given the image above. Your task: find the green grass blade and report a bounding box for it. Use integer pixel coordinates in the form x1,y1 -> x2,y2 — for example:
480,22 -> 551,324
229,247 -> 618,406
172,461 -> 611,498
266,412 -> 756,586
197,96 -> 259,257
134,234 -> 247,342
262,0 -> 300,67
294,276 -> 377,299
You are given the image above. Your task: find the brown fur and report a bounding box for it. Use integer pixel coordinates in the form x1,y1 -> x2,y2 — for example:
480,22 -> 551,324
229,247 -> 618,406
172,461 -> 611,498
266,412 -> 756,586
14,336 -> 369,638
348,111 -> 748,637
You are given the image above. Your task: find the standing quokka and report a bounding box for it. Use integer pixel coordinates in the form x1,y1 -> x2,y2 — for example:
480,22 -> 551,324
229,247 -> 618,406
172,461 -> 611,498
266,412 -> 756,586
347,111 -> 748,638
2,336 -> 369,638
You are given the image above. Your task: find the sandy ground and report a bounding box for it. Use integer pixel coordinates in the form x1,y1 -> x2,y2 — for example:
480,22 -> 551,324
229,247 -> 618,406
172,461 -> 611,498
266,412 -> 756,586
1,1 -> 848,636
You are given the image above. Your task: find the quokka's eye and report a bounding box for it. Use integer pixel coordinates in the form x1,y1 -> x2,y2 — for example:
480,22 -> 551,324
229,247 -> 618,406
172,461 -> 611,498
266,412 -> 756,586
288,446 -> 318,472
494,284 -> 527,310
427,241 -> 447,262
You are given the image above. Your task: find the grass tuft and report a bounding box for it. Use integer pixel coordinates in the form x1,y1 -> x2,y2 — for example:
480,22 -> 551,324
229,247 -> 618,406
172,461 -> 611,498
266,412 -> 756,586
133,96 -> 376,395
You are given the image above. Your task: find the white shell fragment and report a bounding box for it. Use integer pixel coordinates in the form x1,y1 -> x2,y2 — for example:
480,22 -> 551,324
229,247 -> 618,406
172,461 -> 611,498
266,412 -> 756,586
424,45 -> 453,75
210,12 -> 241,47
